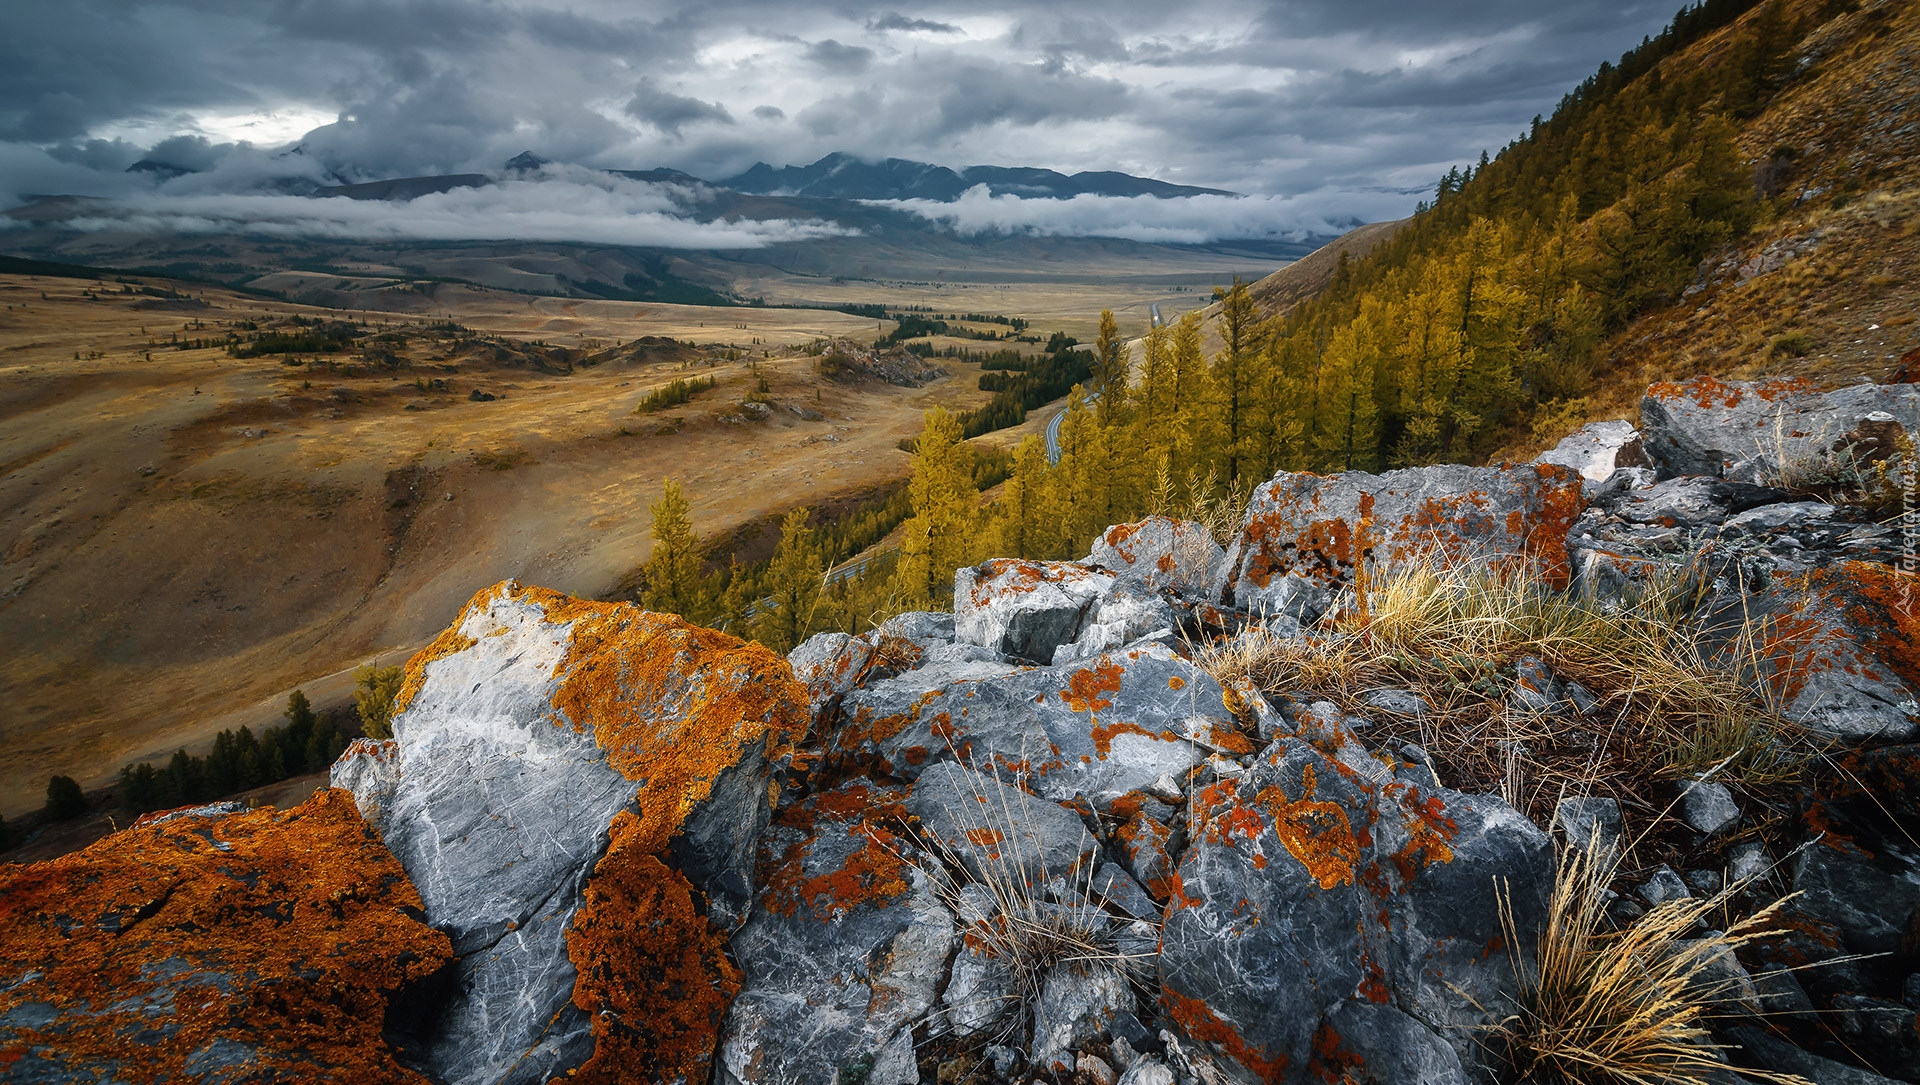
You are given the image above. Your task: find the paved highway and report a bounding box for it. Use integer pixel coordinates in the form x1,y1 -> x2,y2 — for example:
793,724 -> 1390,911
1044,390 -> 1100,465
739,543 -> 898,622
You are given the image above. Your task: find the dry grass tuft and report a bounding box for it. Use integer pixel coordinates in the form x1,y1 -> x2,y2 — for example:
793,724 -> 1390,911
1193,561 -> 1812,824
1495,840 -> 1809,1085
911,755 -> 1147,1044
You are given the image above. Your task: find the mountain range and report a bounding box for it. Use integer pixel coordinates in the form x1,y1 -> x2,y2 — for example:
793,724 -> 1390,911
132,150 -> 1239,204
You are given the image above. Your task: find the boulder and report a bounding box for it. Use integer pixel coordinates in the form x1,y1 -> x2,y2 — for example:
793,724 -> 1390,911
1159,728 -> 1553,1082
1639,376 -> 1920,480
0,790 -> 451,1083
830,644 -> 1237,810
1085,517 -> 1227,598
718,782 -> 952,1085
1711,561 -> 1920,742
1535,420 -> 1651,488
1032,966 -> 1135,1073
1053,578 -> 1181,665
907,760 -> 1098,884
331,580 -> 807,1085
955,558 -> 1114,662
1216,463 -> 1585,612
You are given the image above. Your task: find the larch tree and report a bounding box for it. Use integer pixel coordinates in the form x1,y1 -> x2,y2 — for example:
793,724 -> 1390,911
754,508 -> 821,655
642,478 -> 699,618
1211,277 -> 1262,487
894,408 -> 977,606
1092,308 -> 1126,427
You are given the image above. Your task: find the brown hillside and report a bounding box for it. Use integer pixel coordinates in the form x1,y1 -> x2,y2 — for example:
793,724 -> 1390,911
1243,219 -> 1408,318
1512,0 -> 1919,455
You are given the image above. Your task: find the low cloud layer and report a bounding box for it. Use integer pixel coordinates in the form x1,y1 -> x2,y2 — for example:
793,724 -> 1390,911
877,185 -> 1413,244
31,168 -> 853,250
0,0 -> 1681,237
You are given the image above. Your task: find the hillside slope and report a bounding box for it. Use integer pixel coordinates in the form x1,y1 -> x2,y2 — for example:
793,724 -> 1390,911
1532,0 -> 1919,449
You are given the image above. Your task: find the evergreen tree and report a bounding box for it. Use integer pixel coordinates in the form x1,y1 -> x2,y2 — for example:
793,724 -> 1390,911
1211,277 -> 1263,487
1316,313 -> 1379,471
1092,309 -> 1126,427
754,508 -> 822,654
44,775 -> 87,821
895,408 -> 978,605
643,479 -> 700,619
353,666 -> 405,741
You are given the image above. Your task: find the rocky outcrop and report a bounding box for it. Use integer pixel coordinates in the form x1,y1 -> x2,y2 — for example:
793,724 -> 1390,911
0,790 -> 450,1083
827,643 -> 1240,810
1639,376 -> 1920,480
1699,561 -> 1919,742
719,781 -> 946,1085
1216,463 -> 1584,613
1159,719 -> 1552,1083
331,580 -> 806,1085
1535,419 -> 1650,488
1085,516 -> 1226,598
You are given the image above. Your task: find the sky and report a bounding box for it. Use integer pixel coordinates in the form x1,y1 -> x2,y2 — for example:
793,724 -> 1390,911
0,0 -> 1679,247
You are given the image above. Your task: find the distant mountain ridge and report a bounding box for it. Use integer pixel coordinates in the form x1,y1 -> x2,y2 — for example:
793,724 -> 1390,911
147,148 -> 1237,205
720,152 -> 1238,201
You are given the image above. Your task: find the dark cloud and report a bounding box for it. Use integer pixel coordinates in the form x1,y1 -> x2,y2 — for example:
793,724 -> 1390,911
805,39 -> 875,71
625,79 -> 735,136
865,11 -> 960,34
0,0 -> 1686,226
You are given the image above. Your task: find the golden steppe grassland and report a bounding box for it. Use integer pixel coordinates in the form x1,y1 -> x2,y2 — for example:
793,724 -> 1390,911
0,272 -> 1019,817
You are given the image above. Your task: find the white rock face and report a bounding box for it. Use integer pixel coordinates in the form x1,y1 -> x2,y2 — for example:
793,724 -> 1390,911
954,558 -> 1114,662
1536,420 -> 1649,486
332,579 -> 804,1085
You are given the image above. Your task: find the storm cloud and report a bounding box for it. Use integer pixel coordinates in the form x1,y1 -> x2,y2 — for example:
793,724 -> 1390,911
0,0 -> 1680,235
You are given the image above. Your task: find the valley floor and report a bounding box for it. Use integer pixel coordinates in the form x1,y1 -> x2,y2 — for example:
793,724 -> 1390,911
0,272 -> 1009,817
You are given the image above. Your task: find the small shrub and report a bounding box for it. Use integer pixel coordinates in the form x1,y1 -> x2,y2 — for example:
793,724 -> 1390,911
44,775 -> 87,821
354,665 -> 406,740
1766,330 -> 1813,358
635,376 -> 716,413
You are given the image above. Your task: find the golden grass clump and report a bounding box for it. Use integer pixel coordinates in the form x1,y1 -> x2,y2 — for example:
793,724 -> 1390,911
1496,840 -> 1809,1085
1192,561 -> 1811,820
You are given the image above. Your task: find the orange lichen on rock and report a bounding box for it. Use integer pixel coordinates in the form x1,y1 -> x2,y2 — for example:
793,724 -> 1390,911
1253,766 -> 1361,890
1754,562 -> 1920,703
1161,984 -> 1290,1082
1061,658 -> 1126,712
564,811 -> 741,1085
0,789 -> 451,1084
760,785 -> 913,921
511,584 -> 807,856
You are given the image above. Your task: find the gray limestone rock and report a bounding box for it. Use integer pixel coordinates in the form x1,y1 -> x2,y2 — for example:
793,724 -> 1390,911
718,782 -> 955,1085
1086,517 -> 1227,599
1536,420 -> 1651,490
331,581 -> 804,1085
1157,728 -> 1552,1082
907,761 -> 1097,884
1554,796 -> 1624,853
1640,376 -> 1920,480
954,558 -> 1114,662
1680,778 -> 1741,836
832,644 -> 1231,811
1216,463 -> 1585,612
1032,966 -> 1135,1074
1361,687 -> 1428,717
1640,865 -> 1692,906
